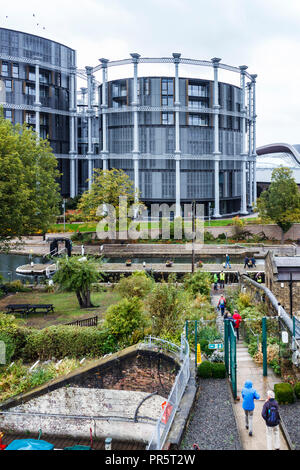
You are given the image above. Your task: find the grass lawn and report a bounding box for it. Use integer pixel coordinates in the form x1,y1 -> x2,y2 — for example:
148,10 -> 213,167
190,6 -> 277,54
0,289 -> 122,329
49,217 -> 260,233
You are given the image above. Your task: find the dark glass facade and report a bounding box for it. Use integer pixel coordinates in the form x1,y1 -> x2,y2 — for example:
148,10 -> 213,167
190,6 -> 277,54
96,76 -> 244,215
0,28 -> 76,196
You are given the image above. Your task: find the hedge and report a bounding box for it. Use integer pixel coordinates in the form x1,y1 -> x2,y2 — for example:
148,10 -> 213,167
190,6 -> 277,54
294,382 -> 300,399
197,361 -> 226,379
0,323 -> 118,361
22,326 -> 118,360
274,383 -> 295,404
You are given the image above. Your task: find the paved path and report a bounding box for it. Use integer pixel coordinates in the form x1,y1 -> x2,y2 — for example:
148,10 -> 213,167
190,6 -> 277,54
211,289 -> 289,451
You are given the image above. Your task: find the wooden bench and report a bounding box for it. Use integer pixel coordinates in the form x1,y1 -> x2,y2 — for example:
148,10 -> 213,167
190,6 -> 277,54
5,304 -> 31,317
5,304 -> 54,317
28,304 -> 54,315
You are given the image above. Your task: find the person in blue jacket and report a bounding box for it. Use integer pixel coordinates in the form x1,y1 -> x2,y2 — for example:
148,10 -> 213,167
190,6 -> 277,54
242,380 -> 260,436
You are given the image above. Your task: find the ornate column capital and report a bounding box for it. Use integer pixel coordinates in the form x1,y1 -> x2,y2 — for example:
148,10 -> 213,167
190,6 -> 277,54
130,53 -> 141,63
85,66 -> 93,76
211,57 -> 221,67
250,74 -> 257,83
99,58 -> 109,68
172,52 -> 181,63
239,65 -> 248,75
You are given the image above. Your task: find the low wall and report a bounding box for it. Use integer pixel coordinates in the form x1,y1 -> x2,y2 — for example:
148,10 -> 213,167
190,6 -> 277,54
206,224 -> 300,241
0,344 -> 179,443
0,388 -> 165,442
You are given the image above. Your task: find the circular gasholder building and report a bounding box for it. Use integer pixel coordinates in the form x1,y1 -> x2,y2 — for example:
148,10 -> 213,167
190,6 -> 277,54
80,54 -> 257,218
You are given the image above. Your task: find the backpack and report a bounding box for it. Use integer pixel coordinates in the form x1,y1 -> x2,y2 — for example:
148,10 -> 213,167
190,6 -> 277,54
266,403 -> 280,427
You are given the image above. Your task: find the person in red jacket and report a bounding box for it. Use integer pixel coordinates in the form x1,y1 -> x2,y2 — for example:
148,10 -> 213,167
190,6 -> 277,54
232,310 -> 242,341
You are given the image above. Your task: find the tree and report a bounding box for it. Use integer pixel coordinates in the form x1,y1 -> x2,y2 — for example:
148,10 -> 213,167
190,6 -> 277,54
78,168 -> 138,221
254,167 -> 300,243
0,111 -> 60,250
53,256 -> 102,308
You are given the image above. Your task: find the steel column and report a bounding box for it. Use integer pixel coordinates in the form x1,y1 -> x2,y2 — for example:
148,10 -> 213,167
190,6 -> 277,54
173,53 -> 181,218
239,65 -> 248,215
131,53 -> 140,206
212,58 -> 221,218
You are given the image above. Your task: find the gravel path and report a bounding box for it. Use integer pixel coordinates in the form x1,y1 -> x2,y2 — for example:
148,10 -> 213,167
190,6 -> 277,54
180,378 -> 242,450
279,402 -> 300,450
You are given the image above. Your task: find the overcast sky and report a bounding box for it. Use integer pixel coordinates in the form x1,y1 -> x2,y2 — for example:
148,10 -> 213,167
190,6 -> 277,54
2,0 -> 300,147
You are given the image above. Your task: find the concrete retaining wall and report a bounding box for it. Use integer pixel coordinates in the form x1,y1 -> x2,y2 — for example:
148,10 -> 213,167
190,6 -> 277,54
205,224 -> 300,241
0,388 -> 165,442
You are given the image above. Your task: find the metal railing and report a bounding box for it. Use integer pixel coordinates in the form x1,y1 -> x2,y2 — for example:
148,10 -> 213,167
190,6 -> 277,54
65,316 -> 98,327
144,335 -> 190,450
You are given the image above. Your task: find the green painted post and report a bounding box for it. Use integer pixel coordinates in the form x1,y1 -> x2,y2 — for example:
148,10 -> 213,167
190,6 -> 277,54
224,319 -> 229,374
293,316 -> 296,338
195,320 -> 197,368
262,317 -> 267,376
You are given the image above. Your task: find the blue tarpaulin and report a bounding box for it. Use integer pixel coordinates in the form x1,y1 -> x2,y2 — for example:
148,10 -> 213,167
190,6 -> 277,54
5,439 -> 54,450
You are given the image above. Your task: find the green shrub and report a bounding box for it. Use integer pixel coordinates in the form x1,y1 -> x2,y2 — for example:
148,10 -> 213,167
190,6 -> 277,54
197,361 -> 213,378
274,383 -> 295,404
204,231 -> 215,242
183,271 -> 212,298
269,358 -> 281,376
211,362 -> 226,378
116,272 -> 154,299
198,326 -> 222,343
294,382 -> 300,399
217,233 -> 227,240
104,297 -> 148,343
4,280 -> 30,293
199,339 -> 213,357
197,361 -> 226,379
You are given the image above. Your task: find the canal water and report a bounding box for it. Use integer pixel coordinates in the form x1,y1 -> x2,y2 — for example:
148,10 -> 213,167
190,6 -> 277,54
0,253 -> 44,283
0,253 -> 265,284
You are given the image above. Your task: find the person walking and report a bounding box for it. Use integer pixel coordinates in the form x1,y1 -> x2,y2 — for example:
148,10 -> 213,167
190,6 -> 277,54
213,273 -> 219,291
224,254 -> 231,269
219,271 -> 225,289
244,256 -> 249,269
242,380 -> 260,436
256,272 -> 263,284
232,309 -> 242,341
251,256 -> 256,268
262,390 -> 281,450
217,294 -> 226,316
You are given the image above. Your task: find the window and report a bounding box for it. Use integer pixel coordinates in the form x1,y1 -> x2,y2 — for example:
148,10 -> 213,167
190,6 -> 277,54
144,78 -> 150,95
162,78 -> 174,95
188,113 -> 208,126
25,112 -> 36,125
5,80 -> 12,92
2,62 -> 9,77
25,83 -> 35,95
162,112 -> 174,125
188,84 -> 208,98
12,64 -> 19,78
4,109 -> 12,122
188,100 -> 205,110
162,95 -> 173,107
28,67 -> 35,81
